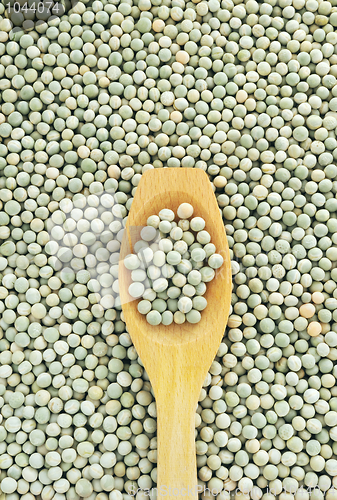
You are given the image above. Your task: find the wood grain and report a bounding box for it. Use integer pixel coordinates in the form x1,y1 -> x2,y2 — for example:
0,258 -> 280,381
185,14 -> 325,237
119,168 -> 231,500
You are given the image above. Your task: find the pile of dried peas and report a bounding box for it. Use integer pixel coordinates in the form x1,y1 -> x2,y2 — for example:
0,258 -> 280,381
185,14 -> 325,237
1,0 -> 337,498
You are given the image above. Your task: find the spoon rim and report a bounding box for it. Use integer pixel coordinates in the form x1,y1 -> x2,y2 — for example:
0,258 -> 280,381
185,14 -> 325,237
119,168 -> 232,347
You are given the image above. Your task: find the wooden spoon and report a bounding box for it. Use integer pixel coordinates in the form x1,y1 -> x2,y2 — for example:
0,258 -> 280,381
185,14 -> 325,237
119,168 -> 231,500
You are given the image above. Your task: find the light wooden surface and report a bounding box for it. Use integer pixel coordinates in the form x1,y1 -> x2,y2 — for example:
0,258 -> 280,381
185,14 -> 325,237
119,168 -> 231,500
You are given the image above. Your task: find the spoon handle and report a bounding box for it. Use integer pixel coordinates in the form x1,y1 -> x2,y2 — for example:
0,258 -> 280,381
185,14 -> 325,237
155,367 -> 199,500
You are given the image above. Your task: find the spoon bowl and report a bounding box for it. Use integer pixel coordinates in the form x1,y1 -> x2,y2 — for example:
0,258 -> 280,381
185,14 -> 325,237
119,168 -> 231,500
